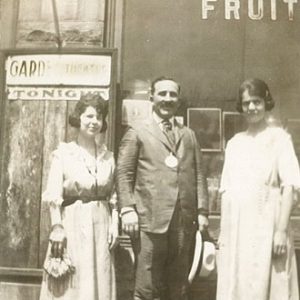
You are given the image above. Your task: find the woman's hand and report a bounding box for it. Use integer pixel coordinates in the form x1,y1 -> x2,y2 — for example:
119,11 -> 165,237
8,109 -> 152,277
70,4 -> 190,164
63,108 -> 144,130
49,224 -> 66,258
273,230 -> 287,256
108,210 -> 119,250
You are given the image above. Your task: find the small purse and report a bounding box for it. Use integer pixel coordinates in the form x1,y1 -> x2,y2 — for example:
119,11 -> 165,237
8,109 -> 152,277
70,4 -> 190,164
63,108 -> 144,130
44,227 -> 75,279
43,246 -> 76,297
43,249 -> 75,279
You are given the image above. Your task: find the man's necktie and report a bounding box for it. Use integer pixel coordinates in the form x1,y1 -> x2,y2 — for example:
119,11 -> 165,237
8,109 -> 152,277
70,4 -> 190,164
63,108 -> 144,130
162,119 -> 176,145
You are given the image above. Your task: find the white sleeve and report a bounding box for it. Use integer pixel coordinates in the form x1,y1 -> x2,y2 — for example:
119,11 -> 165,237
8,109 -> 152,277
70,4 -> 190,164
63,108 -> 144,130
278,134 -> 300,189
219,140 -> 232,194
42,149 -> 64,208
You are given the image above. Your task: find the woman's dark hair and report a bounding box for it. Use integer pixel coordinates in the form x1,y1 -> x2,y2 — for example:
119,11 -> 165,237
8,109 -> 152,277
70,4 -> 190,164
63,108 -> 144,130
68,93 -> 108,132
236,78 -> 275,113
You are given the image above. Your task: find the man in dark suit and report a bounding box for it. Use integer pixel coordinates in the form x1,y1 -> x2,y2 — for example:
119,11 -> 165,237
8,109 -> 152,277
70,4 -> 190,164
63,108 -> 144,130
116,77 -> 209,300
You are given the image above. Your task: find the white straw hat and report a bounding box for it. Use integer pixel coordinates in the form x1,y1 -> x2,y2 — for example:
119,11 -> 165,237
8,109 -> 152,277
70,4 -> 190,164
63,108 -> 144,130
188,230 -> 216,283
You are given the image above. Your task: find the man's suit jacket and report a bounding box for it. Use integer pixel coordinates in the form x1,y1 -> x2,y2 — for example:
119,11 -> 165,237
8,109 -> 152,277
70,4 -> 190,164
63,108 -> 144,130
116,118 -> 209,233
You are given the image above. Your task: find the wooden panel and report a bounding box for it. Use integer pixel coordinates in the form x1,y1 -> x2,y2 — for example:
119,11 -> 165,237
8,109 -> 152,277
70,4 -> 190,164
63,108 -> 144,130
0,267 -> 42,277
65,100 -> 78,143
38,101 -> 67,267
113,0 -> 124,81
0,0 -> 19,47
0,282 -> 40,300
0,52 -> 6,182
0,100 -> 44,268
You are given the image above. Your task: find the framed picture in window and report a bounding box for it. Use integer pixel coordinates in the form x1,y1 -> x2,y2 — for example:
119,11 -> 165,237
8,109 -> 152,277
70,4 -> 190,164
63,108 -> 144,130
222,112 -> 247,149
187,108 -> 222,151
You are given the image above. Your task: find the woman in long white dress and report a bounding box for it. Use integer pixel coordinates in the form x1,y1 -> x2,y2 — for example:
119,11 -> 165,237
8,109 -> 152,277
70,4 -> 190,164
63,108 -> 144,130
39,94 -> 118,300
217,78 -> 300,300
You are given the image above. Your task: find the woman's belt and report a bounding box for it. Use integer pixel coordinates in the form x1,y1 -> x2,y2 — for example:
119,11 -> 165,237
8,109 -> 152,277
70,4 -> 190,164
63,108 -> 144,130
62,195 -> 108,207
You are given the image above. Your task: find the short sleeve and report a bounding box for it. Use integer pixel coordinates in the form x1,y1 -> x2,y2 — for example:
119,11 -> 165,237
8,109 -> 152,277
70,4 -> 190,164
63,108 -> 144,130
278,134 -> 300,189
42,149 -> 64,207
219,139 -> 232,194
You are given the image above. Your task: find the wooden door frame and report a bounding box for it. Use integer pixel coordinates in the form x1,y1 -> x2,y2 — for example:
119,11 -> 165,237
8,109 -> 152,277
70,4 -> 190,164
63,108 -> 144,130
0,48 -> 118,279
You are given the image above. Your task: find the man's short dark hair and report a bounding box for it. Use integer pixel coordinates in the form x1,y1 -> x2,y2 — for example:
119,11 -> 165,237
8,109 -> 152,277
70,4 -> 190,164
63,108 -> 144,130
150,76 -> 181,95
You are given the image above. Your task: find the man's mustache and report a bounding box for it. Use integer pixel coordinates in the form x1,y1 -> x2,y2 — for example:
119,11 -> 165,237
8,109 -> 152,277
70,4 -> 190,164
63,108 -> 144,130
160,101 -> 177,108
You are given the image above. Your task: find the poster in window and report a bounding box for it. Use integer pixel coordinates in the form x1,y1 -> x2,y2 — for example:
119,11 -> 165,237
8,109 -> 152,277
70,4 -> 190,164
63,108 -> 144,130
187,108 -> 222,151
223,112 -> 247,149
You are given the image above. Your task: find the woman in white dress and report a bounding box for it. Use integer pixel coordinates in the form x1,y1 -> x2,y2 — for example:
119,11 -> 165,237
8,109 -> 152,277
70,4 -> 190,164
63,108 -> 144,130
39,94 -> 118,300
217,78 -> 300,300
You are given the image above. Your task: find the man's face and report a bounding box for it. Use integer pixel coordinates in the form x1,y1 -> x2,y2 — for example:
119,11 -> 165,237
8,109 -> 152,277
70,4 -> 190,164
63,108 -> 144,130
151,80 -> 180,119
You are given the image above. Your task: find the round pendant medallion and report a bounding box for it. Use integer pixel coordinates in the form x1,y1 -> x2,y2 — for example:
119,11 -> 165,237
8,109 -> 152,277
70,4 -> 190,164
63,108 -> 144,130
165,154 -> 178,168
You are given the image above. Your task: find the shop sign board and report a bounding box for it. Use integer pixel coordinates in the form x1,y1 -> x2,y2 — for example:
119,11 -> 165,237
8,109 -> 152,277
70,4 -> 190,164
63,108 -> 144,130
5,54 -> 111,86
5,54 -> 113,101
7,87 -> 109,101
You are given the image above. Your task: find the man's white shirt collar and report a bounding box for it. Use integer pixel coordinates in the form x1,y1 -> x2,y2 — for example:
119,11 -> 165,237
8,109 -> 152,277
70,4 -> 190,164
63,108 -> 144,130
152,111 -> 175,128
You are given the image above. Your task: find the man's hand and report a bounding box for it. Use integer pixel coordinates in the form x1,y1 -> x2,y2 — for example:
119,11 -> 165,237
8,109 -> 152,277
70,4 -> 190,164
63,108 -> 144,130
121,210 -> 139,239
273,230 -> 287,256
198,214 -> 209,232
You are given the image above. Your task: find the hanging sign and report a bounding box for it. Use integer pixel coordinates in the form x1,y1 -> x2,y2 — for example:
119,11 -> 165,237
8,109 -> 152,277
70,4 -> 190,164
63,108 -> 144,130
5,54 -> 111,86
7,87 -> 110,101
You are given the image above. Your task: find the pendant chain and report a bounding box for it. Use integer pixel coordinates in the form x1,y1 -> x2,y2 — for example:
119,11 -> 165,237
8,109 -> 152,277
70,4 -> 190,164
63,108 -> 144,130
77,141 -> 98,195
